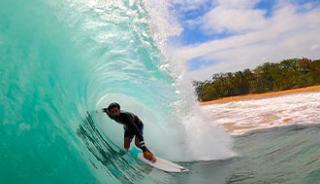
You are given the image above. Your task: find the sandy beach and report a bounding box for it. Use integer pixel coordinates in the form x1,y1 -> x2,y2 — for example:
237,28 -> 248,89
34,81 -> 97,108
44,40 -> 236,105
200,85 -> 320,105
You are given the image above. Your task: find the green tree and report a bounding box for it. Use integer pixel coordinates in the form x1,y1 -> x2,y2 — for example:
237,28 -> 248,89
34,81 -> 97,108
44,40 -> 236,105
193,58 -> 320,101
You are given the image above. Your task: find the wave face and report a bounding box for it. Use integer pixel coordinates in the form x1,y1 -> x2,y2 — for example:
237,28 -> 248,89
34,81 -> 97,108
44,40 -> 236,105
0,0 -> 233,183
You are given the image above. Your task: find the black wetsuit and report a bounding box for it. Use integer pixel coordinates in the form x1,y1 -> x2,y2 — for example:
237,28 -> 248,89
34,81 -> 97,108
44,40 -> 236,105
105,110 -> 147,151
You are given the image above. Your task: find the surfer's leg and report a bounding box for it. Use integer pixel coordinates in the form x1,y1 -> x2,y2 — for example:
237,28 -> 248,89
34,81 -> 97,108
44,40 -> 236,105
136,136 -> 156,162
124,129 -> 134,151
134,123 -> 144,148
135,136 -> 150,153
124,137 -> 132,151
135,136 -> 141,148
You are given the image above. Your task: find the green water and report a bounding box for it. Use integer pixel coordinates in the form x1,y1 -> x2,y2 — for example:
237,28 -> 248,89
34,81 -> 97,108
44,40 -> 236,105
0,0 -> 176,183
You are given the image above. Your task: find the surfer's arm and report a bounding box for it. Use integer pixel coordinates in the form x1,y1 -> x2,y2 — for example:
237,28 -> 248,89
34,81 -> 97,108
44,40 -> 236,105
102,108 -> 114,119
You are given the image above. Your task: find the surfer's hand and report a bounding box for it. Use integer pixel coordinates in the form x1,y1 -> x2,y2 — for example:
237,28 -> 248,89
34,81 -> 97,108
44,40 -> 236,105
143,150 -> 156,163
102,108 -> 115,118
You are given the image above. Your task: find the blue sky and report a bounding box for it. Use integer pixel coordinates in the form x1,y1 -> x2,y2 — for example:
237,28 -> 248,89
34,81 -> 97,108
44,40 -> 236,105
165,0 -> 320,80
171,0 -> 319,45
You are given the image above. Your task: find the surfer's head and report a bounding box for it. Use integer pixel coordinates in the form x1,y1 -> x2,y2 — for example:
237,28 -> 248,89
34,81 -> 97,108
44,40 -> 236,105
107,102 -> 120,117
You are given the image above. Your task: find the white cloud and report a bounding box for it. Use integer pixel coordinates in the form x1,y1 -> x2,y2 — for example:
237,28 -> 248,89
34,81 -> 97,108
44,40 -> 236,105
167,1 -> 320,81
214,0 -> 260,9
201,7 -> 267,34
200,0 -> 266,34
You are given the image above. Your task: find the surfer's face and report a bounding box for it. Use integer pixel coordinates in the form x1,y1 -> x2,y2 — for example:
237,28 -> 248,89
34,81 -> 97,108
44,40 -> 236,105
110,107 -> 120,117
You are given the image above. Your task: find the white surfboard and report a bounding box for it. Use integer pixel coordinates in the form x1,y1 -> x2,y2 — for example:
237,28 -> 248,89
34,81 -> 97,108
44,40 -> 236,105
137,153 -> 190,173
130,147 -> 190,173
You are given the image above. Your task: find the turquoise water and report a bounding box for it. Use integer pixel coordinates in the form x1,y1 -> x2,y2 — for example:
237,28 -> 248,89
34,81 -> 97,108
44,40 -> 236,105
229,125 -> 320,184
0,0 -> 177,183
172,125 -> 320,184
1,0 -> 320,183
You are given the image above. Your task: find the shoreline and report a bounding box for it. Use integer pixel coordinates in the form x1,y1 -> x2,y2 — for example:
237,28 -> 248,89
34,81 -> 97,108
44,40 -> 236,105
199,85 -> 320,105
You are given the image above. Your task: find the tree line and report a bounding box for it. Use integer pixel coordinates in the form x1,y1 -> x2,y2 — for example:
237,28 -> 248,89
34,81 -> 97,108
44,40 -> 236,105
193,58 -> 320,101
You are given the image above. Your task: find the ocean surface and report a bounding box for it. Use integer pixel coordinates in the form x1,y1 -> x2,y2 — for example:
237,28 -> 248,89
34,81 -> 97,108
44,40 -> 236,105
1,0 -> 320,183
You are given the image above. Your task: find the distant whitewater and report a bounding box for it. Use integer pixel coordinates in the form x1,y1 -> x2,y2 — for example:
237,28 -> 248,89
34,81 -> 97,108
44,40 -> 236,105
203,91 -> 320,135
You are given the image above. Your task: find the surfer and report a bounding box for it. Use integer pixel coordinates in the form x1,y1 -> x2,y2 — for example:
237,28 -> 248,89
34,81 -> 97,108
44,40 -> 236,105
103,102 -> 156,163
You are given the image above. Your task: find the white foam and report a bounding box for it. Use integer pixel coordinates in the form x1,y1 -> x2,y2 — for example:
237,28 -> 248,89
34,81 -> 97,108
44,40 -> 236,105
142,0 -> 236,161
203,92 -> 320,135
